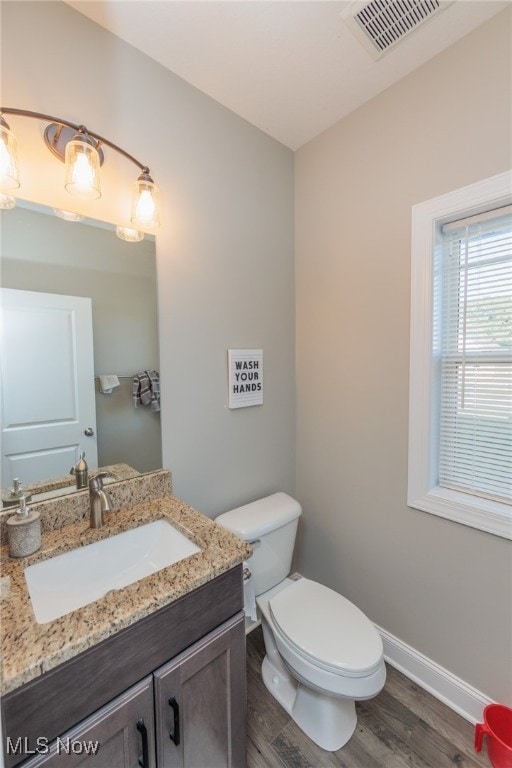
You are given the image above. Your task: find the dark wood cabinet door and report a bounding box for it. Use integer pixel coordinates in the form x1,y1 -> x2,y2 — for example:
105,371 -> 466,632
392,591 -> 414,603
154,612 -> 246,768
20,677 -> 156,768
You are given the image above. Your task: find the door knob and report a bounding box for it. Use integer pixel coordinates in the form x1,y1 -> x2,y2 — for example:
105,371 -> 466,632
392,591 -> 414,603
84,427 -> 95,436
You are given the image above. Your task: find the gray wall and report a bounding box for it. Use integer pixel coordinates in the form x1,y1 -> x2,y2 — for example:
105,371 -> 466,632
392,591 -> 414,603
2,205 -> 162,473
0,1 -> 296,516
295,9 -> 512,704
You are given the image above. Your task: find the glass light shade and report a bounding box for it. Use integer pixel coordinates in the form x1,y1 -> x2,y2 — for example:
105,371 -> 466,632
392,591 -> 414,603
64,135 -> 101,200
131,174 -> 160,229
116,225 -> 144,243
0,194 -> 16,210
0,122 -> 20,191
53,208 -> 85,222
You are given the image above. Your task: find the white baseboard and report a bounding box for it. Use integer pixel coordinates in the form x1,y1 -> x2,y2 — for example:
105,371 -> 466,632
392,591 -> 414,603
376,623 -> 491,724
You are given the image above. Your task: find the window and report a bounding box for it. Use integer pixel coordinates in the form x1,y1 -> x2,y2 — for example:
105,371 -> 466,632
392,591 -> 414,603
408,172 -> 512,539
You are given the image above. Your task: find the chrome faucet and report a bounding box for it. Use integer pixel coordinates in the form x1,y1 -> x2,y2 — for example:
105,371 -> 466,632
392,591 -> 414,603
88,473 -> 114,529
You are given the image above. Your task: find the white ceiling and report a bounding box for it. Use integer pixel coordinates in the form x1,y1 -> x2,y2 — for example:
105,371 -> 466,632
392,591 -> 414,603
67,1 -> 509,150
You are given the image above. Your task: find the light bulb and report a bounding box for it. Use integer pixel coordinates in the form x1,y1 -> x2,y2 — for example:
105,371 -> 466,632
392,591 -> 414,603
135,189 -> 155,224
72,154 -> 94,194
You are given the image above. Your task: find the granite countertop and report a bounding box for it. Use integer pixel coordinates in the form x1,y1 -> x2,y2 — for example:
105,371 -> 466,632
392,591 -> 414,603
0,493 -> 251,696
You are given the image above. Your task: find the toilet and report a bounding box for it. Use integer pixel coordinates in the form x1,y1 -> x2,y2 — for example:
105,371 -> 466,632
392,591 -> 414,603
216,492 -> 386,752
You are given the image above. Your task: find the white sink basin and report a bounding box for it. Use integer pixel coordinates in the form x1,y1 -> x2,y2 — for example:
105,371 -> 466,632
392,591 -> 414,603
24,519 -> 201,624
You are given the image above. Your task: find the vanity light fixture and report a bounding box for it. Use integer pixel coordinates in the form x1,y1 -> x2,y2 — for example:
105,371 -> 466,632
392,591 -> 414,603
0,108 -> 161,229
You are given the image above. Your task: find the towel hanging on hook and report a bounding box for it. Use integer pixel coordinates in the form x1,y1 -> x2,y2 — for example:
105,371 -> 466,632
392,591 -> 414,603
133,371 -> 160,412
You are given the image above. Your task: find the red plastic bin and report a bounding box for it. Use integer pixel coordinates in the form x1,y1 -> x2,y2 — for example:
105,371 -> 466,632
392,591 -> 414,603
475,704 -> 512,768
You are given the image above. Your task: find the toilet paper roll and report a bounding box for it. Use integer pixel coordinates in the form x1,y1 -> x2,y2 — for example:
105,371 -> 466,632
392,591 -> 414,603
243,565 -> 257,621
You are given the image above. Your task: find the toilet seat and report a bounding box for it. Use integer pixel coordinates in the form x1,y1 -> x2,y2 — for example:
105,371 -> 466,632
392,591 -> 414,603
269,578 -> 383,678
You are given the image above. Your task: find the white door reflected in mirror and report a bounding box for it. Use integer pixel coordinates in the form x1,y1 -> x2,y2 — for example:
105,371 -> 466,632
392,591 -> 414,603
0,287 -> 98,487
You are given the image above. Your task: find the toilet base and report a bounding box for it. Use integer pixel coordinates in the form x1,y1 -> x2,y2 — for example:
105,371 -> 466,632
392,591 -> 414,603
261,653 -> 357,752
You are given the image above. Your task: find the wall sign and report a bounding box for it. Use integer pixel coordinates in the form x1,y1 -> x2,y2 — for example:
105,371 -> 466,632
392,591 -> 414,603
228,349 -> 263,409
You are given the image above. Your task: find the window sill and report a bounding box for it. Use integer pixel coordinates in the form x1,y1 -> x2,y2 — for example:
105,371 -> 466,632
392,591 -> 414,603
408,486 -> 512,539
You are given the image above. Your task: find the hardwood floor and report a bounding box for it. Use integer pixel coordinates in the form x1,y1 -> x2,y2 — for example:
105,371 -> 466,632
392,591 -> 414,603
246,627 -> 489,768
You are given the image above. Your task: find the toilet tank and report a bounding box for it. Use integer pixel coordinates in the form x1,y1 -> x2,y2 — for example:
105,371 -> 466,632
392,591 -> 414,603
216,492 -> 302,596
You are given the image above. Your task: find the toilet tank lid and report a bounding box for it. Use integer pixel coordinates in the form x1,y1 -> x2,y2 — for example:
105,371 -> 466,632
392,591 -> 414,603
216,492 -> 302,540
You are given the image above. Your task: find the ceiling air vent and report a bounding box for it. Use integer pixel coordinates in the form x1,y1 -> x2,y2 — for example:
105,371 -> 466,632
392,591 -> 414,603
343,0 -> 453,59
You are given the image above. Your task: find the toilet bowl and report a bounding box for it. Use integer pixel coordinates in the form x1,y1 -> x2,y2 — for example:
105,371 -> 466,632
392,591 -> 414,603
216,492 -> 386,751
257,577 -> 385,750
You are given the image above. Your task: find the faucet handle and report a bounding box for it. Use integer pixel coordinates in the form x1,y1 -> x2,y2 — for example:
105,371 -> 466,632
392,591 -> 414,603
88,472 -> 110,493
88,473 -> 114,529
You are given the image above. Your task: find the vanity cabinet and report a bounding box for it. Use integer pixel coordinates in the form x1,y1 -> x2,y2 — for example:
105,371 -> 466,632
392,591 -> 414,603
2,566 -> 246,768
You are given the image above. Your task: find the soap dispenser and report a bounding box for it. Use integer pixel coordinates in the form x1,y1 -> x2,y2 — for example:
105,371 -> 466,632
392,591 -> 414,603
9,478 -> 32,504
6,495 -> 41,558
74,452 -> 88,490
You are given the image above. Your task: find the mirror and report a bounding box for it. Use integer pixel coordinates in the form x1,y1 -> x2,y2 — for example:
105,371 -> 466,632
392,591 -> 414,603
0,202 -> 161,506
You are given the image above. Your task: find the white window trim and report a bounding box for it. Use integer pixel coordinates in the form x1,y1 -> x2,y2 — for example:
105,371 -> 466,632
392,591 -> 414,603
408,171 -> 512,540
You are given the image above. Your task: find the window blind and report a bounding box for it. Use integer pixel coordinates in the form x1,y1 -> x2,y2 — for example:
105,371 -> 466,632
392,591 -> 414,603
439,206 -> 512,504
